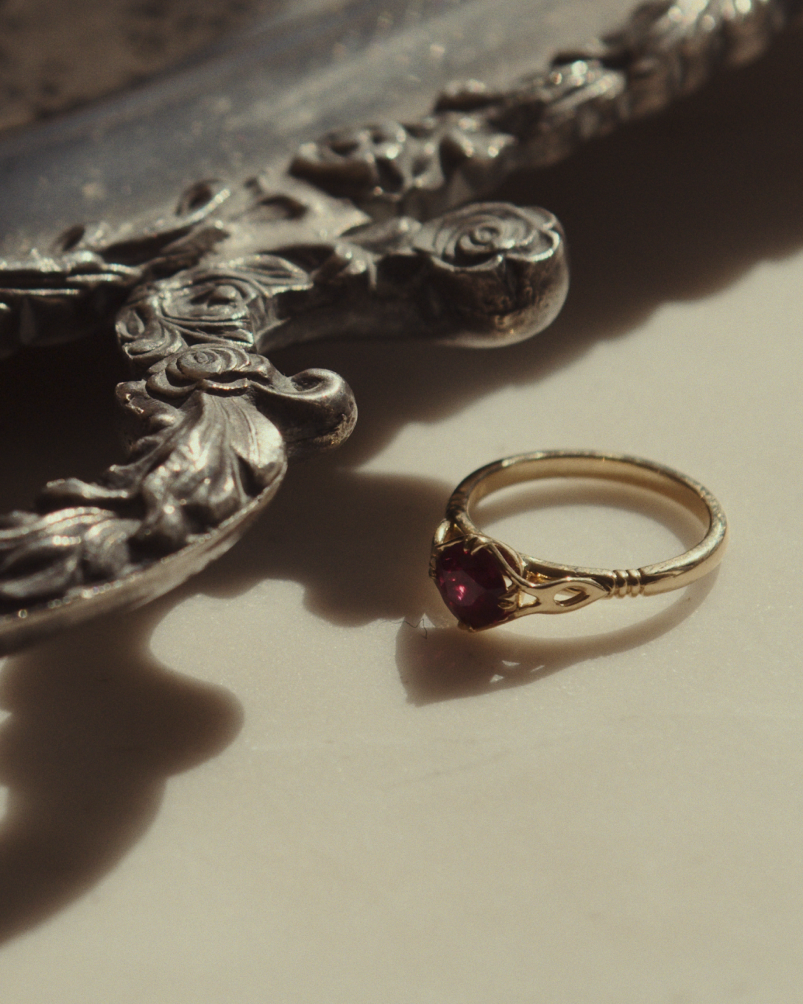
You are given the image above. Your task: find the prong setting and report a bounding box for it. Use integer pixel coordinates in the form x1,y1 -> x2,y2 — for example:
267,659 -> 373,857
431,527 -> 609,631
429,450 -> 727,632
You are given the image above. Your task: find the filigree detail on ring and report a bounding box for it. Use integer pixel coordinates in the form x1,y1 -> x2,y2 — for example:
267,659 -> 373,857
430,528 -> 610,630
0,0 -> 790,645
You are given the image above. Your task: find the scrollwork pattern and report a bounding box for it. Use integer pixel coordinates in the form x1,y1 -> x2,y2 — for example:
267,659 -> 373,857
0,0 -> 798,645
0,265 -> 356,643
292,0 -> 802,215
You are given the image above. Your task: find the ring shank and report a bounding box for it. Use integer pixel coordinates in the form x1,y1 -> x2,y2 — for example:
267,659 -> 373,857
447,451 -> 727,597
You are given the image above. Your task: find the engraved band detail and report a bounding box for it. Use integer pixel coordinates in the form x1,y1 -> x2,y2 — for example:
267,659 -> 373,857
0,0 -> 785,647
430,451 -> 728,631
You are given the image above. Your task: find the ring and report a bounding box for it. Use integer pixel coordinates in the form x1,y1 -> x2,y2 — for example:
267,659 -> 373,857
429,450 -> 728,631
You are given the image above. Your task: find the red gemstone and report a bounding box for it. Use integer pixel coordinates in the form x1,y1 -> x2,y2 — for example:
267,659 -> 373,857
433,541 -> 508,629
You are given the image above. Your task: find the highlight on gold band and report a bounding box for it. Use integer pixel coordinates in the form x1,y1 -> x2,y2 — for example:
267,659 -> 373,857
429,450 -> 728,632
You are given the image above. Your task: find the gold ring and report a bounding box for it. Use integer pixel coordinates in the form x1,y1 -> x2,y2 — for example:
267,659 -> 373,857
429,450 -> 728,631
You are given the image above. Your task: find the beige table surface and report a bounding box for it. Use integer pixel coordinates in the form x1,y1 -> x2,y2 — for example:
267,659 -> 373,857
1,25 -> 802,1004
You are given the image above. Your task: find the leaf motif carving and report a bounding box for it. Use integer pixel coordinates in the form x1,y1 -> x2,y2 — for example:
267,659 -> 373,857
115,385 -> 286,551
0,0 -> 790,644
0,510 -> 140,603
41,380 -> 287,555
11,331 -> 354,619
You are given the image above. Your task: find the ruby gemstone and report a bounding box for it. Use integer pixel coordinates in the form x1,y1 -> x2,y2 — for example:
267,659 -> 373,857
433,541 -> 508,629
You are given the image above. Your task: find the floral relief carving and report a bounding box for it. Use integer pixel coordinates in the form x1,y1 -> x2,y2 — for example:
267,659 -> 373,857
292,0 -> 799,213
0,0 -> 797,644
146,345 -> 273,398
0,253 -> 356,639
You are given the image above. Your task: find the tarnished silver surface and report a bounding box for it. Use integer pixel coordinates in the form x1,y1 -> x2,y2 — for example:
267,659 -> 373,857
0,0 -> 288,132
0,0 -> 799,648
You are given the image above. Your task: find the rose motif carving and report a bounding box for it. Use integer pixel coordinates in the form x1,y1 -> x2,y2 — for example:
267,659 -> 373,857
147,345 -> 273,398
117,256 -> 314,369
413,203 -> 558,270
291,119 -> 515,210
146,257 -> 312,346
165,273 -> 262,333
291,122 -> 409,199
410,202 -> 568,345
291,121 -> 446,203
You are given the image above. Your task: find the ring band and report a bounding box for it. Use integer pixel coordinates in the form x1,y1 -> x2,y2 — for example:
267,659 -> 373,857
429,450 -> 728,631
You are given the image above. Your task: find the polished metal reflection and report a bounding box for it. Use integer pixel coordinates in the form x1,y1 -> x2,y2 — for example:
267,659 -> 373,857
0,0 -> 797,647
430,451 -> 728,631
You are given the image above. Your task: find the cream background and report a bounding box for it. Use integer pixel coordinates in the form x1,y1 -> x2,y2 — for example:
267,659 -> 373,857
1,23 -> 802,1004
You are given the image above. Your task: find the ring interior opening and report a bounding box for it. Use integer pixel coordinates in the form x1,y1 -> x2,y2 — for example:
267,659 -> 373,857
444,453 -> 727,596
472,479 -> 706,571
467,455 -> 712,529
